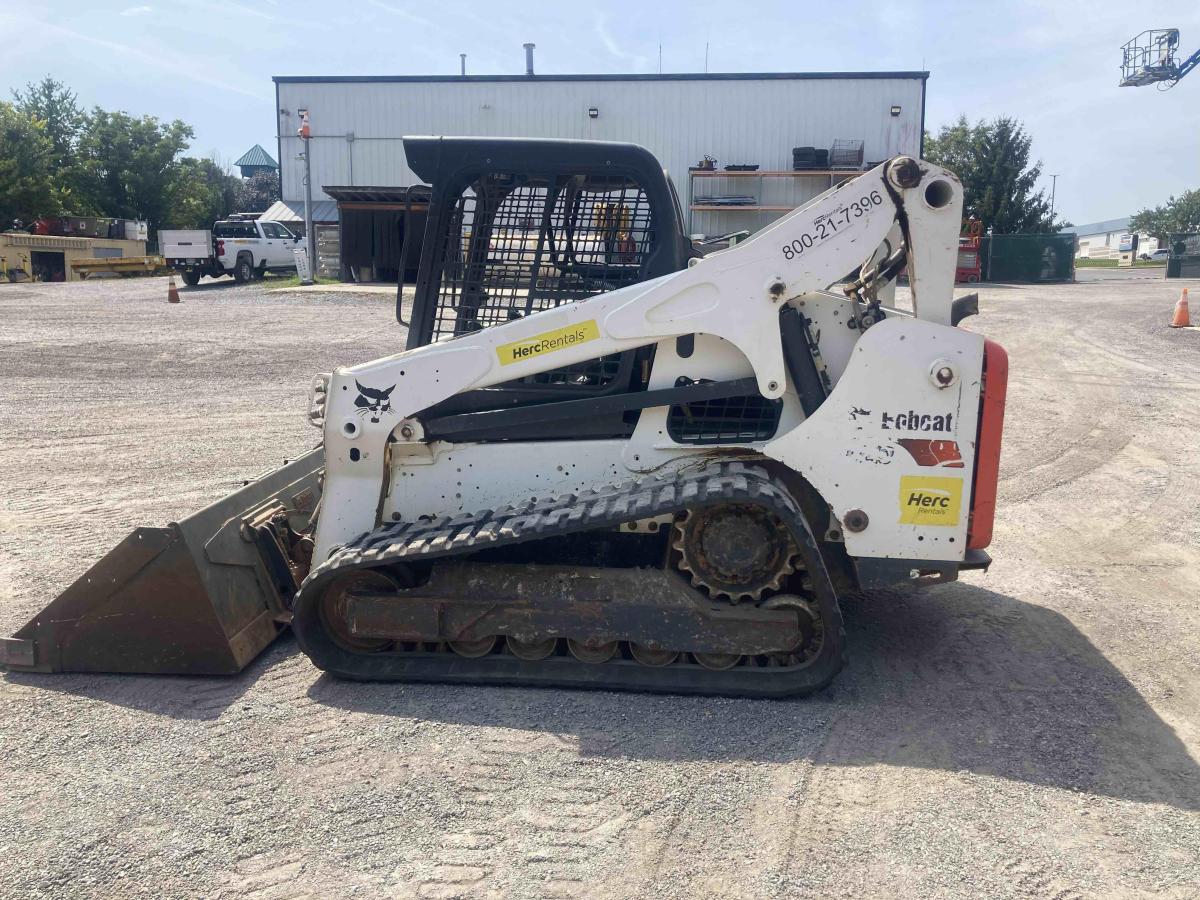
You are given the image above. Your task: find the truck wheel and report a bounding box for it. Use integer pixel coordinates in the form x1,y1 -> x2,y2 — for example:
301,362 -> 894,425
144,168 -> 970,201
233,256 -> 254,284
181,270 -> 202,287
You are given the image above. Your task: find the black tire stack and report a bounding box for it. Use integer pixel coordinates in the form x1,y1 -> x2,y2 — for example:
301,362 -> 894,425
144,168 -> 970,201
793,147 -> 830,170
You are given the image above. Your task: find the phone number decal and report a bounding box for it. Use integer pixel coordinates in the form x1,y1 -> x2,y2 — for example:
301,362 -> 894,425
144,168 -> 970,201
781,190 -> 884,260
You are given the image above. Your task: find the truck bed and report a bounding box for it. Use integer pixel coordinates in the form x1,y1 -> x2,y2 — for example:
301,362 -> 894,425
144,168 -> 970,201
160,230 -> 212,260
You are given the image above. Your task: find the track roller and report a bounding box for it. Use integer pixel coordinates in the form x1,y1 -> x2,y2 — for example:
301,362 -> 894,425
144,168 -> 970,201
506,636 -> 559,660
568,639 -> 619,664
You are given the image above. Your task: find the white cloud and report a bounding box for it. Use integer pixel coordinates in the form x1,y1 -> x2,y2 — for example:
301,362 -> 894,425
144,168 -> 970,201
593,12 -> 647,70
121,5 -> 153,15
594,13 -> 623,58
169,0 -> 278,22
30,19 -> 269,101
367,0 -> 438,31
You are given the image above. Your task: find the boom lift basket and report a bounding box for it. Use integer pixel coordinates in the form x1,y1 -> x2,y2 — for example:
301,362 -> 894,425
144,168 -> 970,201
1120,29 -> 1181,86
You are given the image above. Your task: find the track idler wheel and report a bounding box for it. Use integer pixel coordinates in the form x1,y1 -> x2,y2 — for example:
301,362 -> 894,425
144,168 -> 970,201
761,594 -> 824,667
318,570 -> 402,653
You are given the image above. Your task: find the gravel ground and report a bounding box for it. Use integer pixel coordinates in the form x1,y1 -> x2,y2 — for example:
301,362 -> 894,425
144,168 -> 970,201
1,274 -> 1198,899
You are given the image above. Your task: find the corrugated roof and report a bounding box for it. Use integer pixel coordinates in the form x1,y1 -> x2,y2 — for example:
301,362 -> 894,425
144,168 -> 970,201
324,185 -> 431,203
234,144 -> 278,169
260,199 -> 338,223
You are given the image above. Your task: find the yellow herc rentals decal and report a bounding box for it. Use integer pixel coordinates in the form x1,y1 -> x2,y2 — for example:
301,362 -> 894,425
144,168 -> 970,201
898,475 -> 963,526
496,320 -> 601,366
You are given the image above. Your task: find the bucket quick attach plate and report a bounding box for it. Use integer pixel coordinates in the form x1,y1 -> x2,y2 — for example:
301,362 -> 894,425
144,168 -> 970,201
0,450 -> 323,675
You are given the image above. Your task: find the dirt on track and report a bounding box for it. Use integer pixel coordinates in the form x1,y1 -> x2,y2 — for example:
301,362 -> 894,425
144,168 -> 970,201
1,275 -> 1198,899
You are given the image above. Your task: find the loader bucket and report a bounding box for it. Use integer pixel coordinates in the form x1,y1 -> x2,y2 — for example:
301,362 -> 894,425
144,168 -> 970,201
0,450 -> 323,676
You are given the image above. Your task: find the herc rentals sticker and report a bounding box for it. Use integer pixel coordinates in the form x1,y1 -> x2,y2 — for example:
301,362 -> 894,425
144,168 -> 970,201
898,476 -> 963,526
496,320 -> 601,366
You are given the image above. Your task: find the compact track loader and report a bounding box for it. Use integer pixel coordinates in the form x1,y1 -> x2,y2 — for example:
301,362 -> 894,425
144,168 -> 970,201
1,137 -> 1007,697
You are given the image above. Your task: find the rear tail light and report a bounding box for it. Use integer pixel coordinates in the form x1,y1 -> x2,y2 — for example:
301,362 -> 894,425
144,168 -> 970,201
966,339 -> 1008,549
215,239 -> 225,256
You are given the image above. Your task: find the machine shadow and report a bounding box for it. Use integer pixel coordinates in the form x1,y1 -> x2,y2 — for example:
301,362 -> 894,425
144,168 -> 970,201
309,582 -> 1200,811
181,278 -> 242,292
182,272 -> 294,292
1,640 -> 299,721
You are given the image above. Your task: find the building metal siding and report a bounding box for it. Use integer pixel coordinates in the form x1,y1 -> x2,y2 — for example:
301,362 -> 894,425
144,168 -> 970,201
276,76 -> 924,231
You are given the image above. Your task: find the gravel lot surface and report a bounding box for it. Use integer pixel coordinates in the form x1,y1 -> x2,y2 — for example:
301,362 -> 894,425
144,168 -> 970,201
2,274 -> 1198,899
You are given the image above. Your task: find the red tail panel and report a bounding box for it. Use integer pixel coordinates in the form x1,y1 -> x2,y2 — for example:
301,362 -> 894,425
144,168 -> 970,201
967,340 -> 1008,550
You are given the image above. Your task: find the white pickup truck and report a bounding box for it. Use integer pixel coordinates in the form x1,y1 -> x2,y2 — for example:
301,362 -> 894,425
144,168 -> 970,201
160,219 -> 303,285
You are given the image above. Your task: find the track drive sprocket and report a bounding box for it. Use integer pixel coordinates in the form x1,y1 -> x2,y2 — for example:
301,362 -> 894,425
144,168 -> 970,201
672,503 -> 799,602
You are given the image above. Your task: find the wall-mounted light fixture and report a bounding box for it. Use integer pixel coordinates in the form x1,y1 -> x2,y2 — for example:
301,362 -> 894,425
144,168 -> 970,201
890,105 -> 902,116
588,107 -> 599,119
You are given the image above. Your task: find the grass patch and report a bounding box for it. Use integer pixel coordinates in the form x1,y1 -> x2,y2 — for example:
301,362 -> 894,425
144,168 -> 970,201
1074,257 -> 1167,268
265,274 -> 341,289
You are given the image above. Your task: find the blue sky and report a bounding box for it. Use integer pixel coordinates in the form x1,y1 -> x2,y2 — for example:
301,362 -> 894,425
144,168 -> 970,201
3,0 -> 1198,225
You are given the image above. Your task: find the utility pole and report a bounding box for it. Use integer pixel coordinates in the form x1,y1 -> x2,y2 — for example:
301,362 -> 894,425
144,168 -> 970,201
1049,174 -> 1059,224
298,109 -> 314,285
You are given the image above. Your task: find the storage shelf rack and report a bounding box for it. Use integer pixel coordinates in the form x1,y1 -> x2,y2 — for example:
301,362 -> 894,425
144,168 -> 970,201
686,169 -> 863,234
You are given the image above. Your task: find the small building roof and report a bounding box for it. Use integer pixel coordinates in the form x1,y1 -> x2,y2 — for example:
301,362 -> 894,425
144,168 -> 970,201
1061,216 -> 1132,236
234,144 -> 278,169
324,185 -> 431,204
260,199 -> 338,224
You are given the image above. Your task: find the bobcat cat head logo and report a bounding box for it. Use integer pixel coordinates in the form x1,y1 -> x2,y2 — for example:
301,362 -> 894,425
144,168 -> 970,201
354,381 -> 396,423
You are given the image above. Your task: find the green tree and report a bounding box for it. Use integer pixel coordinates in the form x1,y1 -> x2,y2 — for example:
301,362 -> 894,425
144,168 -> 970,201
925,116 -> 1058,234
167,157 -> 242,229
11,76 -> 87,209
76,109 -> 193,231
236,170 -> 279,213
1130,189 -> 1200,241
0,101 -> 59,227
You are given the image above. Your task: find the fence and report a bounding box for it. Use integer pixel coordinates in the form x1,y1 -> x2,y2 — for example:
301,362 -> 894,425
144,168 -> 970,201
981,234 -> 1076,283
1165,233 -> 1200,279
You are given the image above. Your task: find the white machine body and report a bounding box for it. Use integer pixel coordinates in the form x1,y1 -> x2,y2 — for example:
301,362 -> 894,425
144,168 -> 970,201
312,159 -> 984,570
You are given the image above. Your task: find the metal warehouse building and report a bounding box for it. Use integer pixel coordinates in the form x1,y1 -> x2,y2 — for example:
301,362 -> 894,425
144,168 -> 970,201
270,70 -> 927,280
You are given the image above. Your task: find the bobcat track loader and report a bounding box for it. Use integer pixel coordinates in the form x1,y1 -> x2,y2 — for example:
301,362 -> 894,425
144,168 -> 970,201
1,138 -> 1007,697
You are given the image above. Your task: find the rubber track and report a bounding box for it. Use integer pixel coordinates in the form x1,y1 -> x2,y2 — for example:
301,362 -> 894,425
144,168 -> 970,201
292,462 -> 847,697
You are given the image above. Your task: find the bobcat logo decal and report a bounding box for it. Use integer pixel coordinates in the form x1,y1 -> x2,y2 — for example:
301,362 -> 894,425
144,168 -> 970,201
354,381 -> 396,423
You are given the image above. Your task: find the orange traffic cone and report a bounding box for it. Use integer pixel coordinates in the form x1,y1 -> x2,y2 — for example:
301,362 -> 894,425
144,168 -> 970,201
167,275 -> 181,304
1169,287 -> 1190,328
